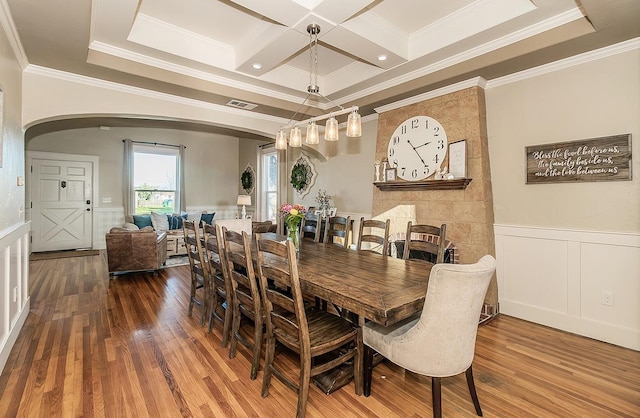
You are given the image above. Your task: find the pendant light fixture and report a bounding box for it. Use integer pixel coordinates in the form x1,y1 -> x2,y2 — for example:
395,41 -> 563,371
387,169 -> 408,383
275,23 -> 362,148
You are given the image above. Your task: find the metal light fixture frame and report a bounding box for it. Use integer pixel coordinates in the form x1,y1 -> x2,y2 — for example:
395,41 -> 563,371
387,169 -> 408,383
275,23 -> 362,150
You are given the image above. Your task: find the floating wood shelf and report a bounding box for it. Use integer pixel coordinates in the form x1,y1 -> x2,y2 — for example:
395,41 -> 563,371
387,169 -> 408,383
374,178 -> 472,191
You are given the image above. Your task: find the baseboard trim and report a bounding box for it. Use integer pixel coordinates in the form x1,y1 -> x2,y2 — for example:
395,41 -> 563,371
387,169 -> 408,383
0,297 -> 30,373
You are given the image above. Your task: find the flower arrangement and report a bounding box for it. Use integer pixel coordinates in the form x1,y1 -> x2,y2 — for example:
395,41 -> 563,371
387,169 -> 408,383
279,203 -> 306,251
315,189 -> 332,213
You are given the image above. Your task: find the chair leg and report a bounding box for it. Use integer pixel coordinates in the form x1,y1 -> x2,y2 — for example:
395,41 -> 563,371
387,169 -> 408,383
250,316 -> 263,380
432,377 -> 442,418
465,365 -> 483,416
229,299 -> 241,359
296,355 -> 311,418
207,286 -> 218,333
261,336 -> 276,398
363,345 -> 374,397
353,329 -> 363,396
221,294 -> 233,348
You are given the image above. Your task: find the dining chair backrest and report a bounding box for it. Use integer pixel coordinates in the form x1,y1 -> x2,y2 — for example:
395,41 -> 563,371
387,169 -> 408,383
183,219 -> 210,325
403,222 -> 447,264
222,227 -> 264,379
252,220 -> 275,234
362,255 -> 495,417
406,255 -> 494,374
323,215 -> 351,249
300,212 -> 321,242
357,217 -> 390,256
202,222 -> 233,345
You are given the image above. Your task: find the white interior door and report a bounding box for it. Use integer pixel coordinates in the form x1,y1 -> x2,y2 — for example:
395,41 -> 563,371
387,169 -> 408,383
31,158 -> 93,252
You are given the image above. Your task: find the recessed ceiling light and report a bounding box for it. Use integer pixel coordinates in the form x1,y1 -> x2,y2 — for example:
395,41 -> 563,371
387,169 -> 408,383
252,63 -> 262,70
378,55 -> 387,61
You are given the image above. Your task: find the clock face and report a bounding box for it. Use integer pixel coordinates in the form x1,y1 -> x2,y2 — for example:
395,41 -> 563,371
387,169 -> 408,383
387,116 -> 447,181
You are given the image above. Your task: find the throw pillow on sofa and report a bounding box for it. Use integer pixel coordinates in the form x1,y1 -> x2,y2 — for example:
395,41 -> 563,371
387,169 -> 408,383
150,212 -> 170,231
167,213 -> 187,230
132,214 -> 152,229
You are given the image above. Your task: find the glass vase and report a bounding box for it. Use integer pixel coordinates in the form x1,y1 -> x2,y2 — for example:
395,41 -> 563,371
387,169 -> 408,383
287,226 -> 300,252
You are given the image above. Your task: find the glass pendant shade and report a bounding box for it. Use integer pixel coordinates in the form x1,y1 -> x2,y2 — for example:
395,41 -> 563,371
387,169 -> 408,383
275,129 -> 287,150
346,110 -> 362,137
289,126 -> 302,147
324,116 -> 339,141
306,122 -> 319,144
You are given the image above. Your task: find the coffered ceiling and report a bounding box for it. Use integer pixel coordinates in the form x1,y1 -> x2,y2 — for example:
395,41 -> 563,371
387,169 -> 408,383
5,0 -> 640,138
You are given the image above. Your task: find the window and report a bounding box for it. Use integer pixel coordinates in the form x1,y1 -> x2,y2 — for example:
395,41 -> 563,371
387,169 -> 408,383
133,144 -> 180,214
261,149 -> 278,222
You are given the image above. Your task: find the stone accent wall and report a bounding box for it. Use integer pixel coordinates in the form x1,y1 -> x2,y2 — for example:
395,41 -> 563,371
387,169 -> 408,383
373,86 -> 497,305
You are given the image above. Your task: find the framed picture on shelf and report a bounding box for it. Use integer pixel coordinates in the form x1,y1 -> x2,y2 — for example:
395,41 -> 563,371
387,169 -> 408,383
385,167 -> 397,181
448,140 -> 467,178
329,207 -> 337,217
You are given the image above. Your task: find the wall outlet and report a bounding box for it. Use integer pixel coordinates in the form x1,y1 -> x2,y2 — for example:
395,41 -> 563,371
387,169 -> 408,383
102,197 -> 111,203
601,291 -> 614,307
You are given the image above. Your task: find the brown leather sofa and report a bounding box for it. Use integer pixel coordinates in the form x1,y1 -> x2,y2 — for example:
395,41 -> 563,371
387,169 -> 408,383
106,226 -> 167,275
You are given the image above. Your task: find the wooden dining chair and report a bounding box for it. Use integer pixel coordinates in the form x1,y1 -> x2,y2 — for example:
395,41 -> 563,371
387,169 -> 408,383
323,215 -> 351,249
356,217 -> 390,256
222,227 -> 264,380
255,237 -> 363,418
300,212 -> 321,242
202,223 -> 233,347
252,220 -> 276,234
182,220 -> 209,326
403,222 -> 447,264
363,255 -> 496,417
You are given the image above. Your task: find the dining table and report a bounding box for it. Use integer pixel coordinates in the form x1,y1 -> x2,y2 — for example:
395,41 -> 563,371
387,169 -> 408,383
257,232 -> 432,327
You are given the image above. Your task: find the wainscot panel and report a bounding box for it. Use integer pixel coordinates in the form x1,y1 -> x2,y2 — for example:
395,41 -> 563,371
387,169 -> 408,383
0,222 -> 31,372
494,224 -> 640,350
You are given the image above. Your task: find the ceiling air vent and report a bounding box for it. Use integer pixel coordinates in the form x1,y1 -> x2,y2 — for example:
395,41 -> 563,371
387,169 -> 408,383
226,99 -> 258,110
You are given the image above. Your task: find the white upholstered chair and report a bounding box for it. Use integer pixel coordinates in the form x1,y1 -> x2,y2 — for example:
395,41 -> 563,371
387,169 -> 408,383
362,255 -> 496,418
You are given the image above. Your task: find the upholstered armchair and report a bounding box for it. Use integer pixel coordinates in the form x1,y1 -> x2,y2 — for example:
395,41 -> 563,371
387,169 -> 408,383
363,255 -> 496,417
106,226 -> 168,275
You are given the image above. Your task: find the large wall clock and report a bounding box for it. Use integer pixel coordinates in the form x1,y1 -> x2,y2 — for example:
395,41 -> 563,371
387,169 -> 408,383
387,115 -> 448,181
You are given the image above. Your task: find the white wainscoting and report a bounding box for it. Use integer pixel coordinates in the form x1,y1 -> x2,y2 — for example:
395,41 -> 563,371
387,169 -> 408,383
494,224 -> 640,350
0,222 -> 31,372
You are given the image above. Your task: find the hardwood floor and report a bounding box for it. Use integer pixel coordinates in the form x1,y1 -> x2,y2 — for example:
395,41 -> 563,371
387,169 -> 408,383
0,253 -> 638,417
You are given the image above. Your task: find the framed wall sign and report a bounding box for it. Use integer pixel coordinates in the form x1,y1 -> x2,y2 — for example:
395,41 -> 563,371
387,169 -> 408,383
448,140 -> 466,178
525,134 -> 632,184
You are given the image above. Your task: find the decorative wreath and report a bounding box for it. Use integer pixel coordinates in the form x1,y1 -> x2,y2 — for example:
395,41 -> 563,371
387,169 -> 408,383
290,154 -> 316,198
291,161 -> 310,192
241,165 -> 255,194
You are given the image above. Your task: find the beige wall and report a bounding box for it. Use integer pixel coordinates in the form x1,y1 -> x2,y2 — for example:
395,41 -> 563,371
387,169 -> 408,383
0,26 -> 24,231
26,127 -> 242,210
486,48 -> 640,232
287,117 -> 377,215
486,46 -> 640,349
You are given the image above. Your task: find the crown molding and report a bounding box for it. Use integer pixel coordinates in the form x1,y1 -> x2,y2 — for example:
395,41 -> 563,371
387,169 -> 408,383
0,0 -> 28,69
24,64 -> 287,124
487,37 -> 640,89
337,7 -> 585,106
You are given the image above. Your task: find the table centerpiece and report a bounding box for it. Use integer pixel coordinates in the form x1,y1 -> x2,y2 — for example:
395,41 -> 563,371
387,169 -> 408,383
279,203 -> 306,252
